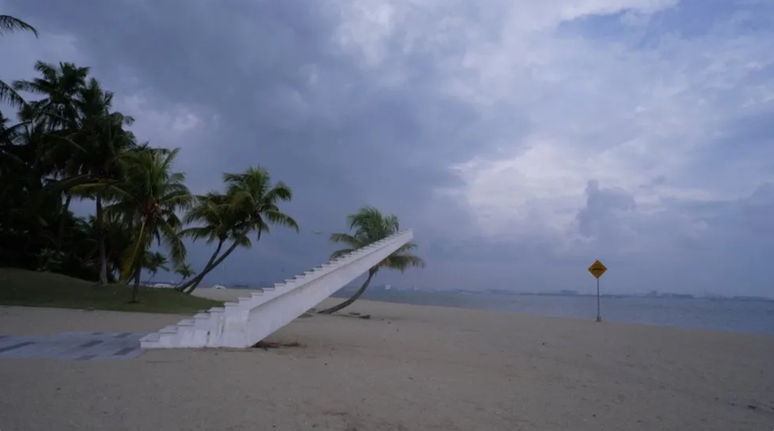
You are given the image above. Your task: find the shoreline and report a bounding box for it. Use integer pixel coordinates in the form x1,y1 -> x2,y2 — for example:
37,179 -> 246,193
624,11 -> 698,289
191,288 -> 774,336
3,298 -> 774,340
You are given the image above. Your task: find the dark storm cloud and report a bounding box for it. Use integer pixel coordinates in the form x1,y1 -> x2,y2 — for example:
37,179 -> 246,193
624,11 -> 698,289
2,0 -> 493,281
4,0 -> 485,186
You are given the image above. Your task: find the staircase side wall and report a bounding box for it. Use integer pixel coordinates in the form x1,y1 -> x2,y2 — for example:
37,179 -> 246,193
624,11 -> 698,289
210,230 -> 413,347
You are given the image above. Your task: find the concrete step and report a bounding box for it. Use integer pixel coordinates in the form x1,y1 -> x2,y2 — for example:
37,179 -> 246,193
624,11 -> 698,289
193,314 -> 213,330
177,319 -> 195,327
140,333 -> 160,343
159,325 -> 178,334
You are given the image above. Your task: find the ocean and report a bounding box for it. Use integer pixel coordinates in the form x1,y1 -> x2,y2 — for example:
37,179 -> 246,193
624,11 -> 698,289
331,290 -> 774,335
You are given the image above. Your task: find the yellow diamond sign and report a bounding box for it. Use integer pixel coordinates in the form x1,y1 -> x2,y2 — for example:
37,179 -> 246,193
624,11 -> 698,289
588,260 -> 607,279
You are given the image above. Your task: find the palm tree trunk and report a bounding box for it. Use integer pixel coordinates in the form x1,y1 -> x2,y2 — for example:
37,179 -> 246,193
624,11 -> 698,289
57,194 -> 72,251
129,225 -> 149,303
131,262 -> 142,303
183,241 -> 240,294
175,240 -> 223,291
318,269 -> 377,315
96,195 -> 108,285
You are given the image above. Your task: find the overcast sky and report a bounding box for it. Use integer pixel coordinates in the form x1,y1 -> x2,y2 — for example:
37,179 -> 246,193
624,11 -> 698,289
1,0 -> 773,296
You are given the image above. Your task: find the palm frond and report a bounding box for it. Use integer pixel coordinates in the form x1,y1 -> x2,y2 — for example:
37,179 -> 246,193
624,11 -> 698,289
233,233 -> 252,249
264,181 -> 293,202
159,221 -> 186,266
220,165 -> 298,241
383,253 -> 426,273
346,205 -> 382,231
44,174 -> 90,193
253,217 -> 270,240
264,210 -> 299,231
329,232 -> 363,249
394,241 -> 418,254
0,15 -> 38,37
0,79 -> 26,107
330,248 -> 355,260
180,226 -> 217,243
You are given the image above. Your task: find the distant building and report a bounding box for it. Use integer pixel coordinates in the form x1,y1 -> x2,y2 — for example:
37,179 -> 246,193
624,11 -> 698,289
732,296 -> 770,302
662,293 -> 693,299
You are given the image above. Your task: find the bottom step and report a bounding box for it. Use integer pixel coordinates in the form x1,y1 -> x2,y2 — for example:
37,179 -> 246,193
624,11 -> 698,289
140,333 -> 162,349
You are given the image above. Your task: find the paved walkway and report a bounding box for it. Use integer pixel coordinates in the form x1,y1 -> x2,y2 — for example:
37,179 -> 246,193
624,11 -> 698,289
0,332 -> 145,360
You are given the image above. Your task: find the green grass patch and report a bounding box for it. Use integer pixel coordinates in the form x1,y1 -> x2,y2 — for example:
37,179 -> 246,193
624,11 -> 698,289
0,268 -> 223,314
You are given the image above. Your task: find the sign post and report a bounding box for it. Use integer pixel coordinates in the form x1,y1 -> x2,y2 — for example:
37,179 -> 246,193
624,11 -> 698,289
587,260 -> 607,322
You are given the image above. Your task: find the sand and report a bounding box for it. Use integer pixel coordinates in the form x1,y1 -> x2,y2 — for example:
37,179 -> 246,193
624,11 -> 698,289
0,294 -> 773,431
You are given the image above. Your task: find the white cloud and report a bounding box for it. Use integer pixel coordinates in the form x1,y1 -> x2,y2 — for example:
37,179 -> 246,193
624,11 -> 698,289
425,1 -> 774,252
323,0 -> 774,258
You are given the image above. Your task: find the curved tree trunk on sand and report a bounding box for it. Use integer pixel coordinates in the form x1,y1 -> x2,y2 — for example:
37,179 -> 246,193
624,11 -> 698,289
175,240 -> 223,292
318,268 -> 377,315
179,241 -> 240,294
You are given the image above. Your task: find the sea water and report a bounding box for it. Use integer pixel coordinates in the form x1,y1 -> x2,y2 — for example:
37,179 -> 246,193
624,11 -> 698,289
334,290 -> 774,335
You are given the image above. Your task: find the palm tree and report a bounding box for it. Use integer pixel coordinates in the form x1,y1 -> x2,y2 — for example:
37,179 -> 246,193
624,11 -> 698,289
143,252 -> 169,282
0,111 -> 25,177
14,62 -> 91,249
5,113 -> 64,241
0,15 -> 37,36
223,166 -> 300,237
106,147 -> 191,302
177,167 -> 299,293
13,61 -> 90,129
174,262 -> 195,285
0,15 -> 37,107
66,78 -> 136,284
0,111 -> 44,267
318,206 -> 425,314
176,192 -> 249,292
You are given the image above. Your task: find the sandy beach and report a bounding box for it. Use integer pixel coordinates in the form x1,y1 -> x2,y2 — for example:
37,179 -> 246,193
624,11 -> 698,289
0,292 -> 772,431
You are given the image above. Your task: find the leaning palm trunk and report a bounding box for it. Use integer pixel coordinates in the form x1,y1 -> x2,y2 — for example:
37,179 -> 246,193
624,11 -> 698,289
318,269 -> 377,314
56,194 -> 72,251
175,242 -> 220,291
175,240 -> 223,291
96,196 -> 108,285
131,263 -> 142,302
183,241 -> 240,294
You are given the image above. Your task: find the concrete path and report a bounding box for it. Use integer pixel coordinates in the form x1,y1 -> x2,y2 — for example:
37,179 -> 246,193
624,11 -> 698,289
0,331 -> 145,360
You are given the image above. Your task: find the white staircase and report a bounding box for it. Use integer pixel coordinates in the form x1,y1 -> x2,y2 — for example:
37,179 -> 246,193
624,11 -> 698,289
140,229 -> 413,349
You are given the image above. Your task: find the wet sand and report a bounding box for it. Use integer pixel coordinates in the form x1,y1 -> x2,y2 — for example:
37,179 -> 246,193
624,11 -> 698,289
0,295 -> 772,431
